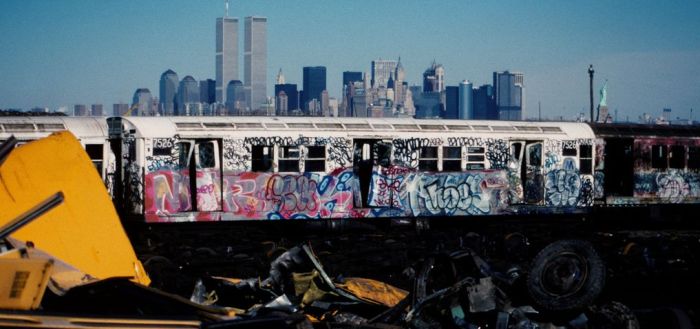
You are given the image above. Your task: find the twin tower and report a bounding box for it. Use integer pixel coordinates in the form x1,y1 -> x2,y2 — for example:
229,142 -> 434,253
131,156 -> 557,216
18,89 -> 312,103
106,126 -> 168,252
216,14 -> 267,112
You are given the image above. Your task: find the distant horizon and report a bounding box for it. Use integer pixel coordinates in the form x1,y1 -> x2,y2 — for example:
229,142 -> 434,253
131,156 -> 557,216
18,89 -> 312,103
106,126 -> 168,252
1,1 -> 698,120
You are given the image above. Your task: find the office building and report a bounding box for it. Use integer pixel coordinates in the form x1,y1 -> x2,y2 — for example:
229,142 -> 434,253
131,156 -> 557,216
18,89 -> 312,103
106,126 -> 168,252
458,80 -> 473,119
371,59 -> 397,89
445,86 -> 459,119
225,80 -> 245,115
216,15 -> 239,103
91,104 -> 104,116
302,66 -> 326,114
159,69 -> 178,115
244,16 -> 267,110
177,76 -> 200,115
276,91 -> 288,116
423,61 -> 445,93
342,71 -> 363,91
494,71 -> 524,120
274,83 -> 299,113
132,88 -> 153,116
473,85 -> 497,120
113,103 -> 129,116
200,79 -> 216,105
74,104 -> 88,117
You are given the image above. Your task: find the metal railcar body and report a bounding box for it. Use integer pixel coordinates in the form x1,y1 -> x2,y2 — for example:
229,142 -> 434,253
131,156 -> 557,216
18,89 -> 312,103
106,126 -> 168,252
0,117 -> 113,181
108,116 -> 600,223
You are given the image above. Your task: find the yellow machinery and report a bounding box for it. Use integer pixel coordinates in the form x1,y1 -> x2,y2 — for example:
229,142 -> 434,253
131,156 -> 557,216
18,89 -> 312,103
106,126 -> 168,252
0,131 -> 150,310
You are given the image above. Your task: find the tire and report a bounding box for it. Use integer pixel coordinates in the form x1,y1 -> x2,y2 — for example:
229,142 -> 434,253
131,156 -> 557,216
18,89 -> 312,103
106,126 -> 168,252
527,239 -> 605,311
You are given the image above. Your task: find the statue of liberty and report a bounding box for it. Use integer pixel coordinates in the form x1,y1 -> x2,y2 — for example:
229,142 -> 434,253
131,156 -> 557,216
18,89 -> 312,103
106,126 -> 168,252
599,80 -> 608,108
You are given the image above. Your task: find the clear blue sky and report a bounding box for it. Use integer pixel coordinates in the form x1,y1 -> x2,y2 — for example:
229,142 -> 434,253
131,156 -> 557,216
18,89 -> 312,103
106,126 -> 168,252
1,0 -> 699,120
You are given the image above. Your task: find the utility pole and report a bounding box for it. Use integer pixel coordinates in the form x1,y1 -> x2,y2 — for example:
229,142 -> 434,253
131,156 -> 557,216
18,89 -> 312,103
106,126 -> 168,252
588,65 -> 595,122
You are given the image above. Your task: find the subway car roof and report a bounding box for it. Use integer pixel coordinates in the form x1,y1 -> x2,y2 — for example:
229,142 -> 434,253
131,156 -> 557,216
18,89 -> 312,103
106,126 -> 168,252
109,116 -> 595,139
589,123 -> 700,138
0,116 -> 108,140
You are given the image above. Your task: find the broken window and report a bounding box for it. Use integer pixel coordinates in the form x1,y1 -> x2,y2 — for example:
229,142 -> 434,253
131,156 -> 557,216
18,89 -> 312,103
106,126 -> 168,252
178,142 -> 192,169
419,146 -> 438,171
651,145 -> 667,169
689,147 -> 700,169
278,146 -> 300,172
466,147 -> 486,170
196,142 -> 217,169
251,145 -> 274,172
669,145 -> 686,169
442,146 -> 462,171
305,146 -> 326,172
579,144 -> 593,175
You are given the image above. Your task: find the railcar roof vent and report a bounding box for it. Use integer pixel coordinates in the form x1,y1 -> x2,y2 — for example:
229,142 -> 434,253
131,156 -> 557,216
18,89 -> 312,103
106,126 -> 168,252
515,126 -> 541,132
371,124 -> 393,130
3,123 -> 35,132
287,123 -> 315,129
540,126 -> 563,133
36,123 -> 66,131
343,123 -> 372,130
235,122 -> 264,129
315,123 -> 344,130
203,122 -> 234,129
419,124 -> 446,131
446,125 -> 472,131
264,123 -> 287,129
393,124 -> 419,131
471,125 -> 491,131
175,122 -> 203,129
491,125 -> 516,131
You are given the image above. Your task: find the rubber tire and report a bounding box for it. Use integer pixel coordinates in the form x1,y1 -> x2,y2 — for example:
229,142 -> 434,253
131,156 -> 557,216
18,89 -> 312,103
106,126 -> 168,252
527,239 -> 605,311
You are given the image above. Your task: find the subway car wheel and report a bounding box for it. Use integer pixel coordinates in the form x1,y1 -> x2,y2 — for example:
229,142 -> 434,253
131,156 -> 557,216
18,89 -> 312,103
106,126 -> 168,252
527,239 -> 605,311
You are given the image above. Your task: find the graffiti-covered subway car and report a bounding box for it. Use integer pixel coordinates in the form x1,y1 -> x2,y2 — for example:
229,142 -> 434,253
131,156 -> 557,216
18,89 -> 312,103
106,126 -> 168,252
108,116 -> 600,223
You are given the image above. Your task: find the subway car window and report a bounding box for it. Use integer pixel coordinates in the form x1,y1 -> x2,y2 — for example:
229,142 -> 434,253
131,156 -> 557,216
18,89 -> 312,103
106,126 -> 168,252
419,146 -> 438,171
305,146 -> 326,172
689,147 -> 700,169
251,145 -> 274,172
442,146 -> 462,171
278,146 -> 300,172
579,144 -> 593,174
651,145 -> 668,169
85,144 -> 103,174
669,145 -> 686,169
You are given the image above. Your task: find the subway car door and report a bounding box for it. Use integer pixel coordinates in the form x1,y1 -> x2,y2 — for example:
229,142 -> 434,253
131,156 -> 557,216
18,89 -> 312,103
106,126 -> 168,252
524,141 -> 544,204
353,139 -> 392,208
192,140 -> 223,212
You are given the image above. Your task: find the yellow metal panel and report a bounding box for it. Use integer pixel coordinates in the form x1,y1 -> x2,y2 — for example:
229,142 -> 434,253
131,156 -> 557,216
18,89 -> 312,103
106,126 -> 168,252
0,131 -> 150,286
0,258 -> 53,310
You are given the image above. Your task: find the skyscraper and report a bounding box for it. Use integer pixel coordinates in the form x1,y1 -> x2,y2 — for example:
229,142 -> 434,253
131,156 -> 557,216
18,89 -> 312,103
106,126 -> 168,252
342,71 -> 363,91
177,76 -> 200,116
113,103 -> 129,116
244,16 -> 267,111
473,85 -> 497,120
458,80 -> 473,119
91,104 -> 104,116
302,66 -> 326,114
216,14 -> 238,103
74,104 -> 88,117
423,61 -> 445,93
132,88 -> 153,116
445,86 -> 459,119
225,80 -> 245,115
200,79 -> 216,105
493,71 -> 524,120
276,91 -> 288,116
159,69 -> 178,116
275,83 -> 298,114
371,59 -> 397,89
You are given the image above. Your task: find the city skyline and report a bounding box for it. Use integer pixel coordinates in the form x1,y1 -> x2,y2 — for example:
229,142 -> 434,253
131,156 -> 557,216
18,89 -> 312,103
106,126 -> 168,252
1,1 -> 699,120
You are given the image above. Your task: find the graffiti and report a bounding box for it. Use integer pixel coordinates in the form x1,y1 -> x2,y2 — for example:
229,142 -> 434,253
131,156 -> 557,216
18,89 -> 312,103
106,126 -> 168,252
125,163 -> 143,213
447,137 -> 485,147
223,139 -> 249,171
392,138 -> 443,168
656,171 -> 690,203
485,139 -> 509,169
594,171 -> 605,199
416,173 -> 503,216
578,176 -> 594,206
146,156 -> 177,172
144,171 -> 191,214
544,152 -> 560,171
244,136 -> 296,146
196,169 -> 221,211
545,169 -> 581,206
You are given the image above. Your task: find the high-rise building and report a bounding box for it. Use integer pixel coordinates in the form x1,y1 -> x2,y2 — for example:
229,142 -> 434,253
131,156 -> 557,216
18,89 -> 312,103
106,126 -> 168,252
91,104 -> 104,116
342,71 -> 363,91
276,68 -> 285,85
132,88 -> 153,116
276,91 -> 288,116
458,80 -> 473,120
216,14 -> 239,103
159,69 -> 178,115
73,104 -> 88,116
394,58 -> 406,107
244,16 -> 267,111
445,86 -> 459,119
113,103 -> 129,116
302,66 -> 326,114
371,59 -> 397,89
275,83 -> 298,113
199,79 -> 216,105
493,71 -> 524,120
225,80 -> 245,115
321,90 -> 329,117
423,61 -> 445,93
177,76 -> 200,116
473,84 -> 497,120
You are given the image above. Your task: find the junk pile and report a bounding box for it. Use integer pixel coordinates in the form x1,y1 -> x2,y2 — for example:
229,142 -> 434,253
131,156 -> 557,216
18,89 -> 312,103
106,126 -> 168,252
0,132 -> 639,328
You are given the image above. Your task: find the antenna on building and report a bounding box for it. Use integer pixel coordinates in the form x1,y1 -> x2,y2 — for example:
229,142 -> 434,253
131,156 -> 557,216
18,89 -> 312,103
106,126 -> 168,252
225,0 -> 229,17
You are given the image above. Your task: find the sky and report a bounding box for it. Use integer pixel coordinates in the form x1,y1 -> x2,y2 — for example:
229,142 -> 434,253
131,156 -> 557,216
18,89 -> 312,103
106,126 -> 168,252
1,0 -> 699,121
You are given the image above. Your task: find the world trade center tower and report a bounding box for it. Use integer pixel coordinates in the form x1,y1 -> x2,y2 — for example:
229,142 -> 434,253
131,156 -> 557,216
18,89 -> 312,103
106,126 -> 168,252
216,15 -> 239,103
244,16 -> 267,111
